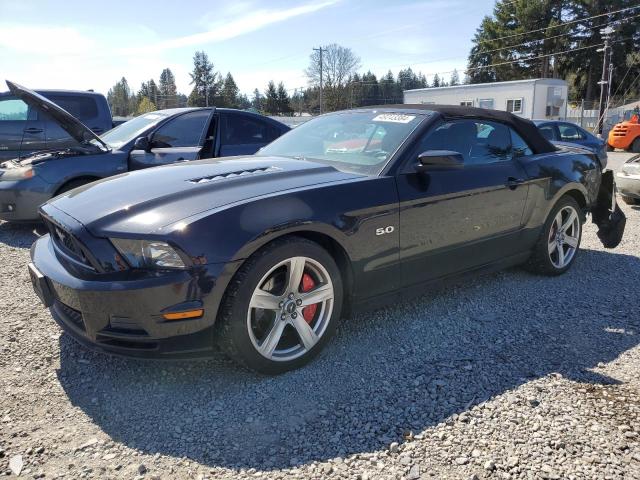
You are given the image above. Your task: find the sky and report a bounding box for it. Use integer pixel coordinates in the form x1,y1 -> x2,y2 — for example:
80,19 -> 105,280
0,0 -> 497,98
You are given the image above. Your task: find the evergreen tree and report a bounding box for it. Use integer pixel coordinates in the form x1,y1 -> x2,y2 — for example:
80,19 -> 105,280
107,77 -> 134,116
221,72 -> 239,108
276,82 -> 293,116
450,69 -> 460,86
432,73 -> 441,88
251,88 -> 264,111
187,51 -> 221,107
264,81 -> 279,115
158,68 -> 178,109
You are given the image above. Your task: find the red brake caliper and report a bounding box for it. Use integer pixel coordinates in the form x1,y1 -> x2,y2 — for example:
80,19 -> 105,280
300,273 -> 318,324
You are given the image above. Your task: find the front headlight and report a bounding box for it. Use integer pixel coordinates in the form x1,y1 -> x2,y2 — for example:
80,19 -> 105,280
110,238 -> 186,269
0,166 -> 33,181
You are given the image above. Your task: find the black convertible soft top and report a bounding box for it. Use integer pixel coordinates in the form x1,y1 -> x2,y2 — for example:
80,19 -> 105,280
367,104 -> 557,154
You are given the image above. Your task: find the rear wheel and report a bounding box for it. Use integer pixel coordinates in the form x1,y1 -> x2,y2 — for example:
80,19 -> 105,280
525,196 -> 582,276
631,138 -> 640,154
216,237 -> 343,374
621,195 -> 640,206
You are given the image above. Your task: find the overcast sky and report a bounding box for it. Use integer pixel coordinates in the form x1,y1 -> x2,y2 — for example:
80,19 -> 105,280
0,0 -> 496,97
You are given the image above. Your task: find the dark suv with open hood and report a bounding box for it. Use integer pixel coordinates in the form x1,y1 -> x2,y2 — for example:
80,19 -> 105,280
0,81 -> 289,222
0,87 -> 113,161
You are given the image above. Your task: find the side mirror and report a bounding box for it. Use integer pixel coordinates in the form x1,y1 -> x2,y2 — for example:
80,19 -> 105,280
133,136 -> 150,152
416,150 -> 464,171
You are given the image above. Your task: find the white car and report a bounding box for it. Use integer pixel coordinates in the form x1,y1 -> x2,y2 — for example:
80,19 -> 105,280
617,154 -> 640,205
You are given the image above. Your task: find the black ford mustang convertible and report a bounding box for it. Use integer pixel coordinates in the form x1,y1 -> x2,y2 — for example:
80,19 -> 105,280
28,106 -> 624,373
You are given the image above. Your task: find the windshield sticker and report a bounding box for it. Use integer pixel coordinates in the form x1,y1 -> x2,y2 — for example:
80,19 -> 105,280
143,114 -> 162,120
373,114 -> 416,124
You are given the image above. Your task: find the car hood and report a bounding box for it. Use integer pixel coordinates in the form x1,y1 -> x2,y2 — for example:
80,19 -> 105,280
6,80 -> 108,150
45,156 -> 361,235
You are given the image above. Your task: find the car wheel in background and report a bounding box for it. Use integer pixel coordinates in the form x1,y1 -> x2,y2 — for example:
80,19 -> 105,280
524,195 -> 583,276
621,195 -> 640,206
632,138 -> 640,154
216,236 -> 343,374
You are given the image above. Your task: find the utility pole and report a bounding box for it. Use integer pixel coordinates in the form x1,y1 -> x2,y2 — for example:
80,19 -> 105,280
597,26 -> 614,136
313,47 -> 324,114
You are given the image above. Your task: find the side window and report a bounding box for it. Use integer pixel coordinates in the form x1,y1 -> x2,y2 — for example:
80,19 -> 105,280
46,95 -> 98,120
538,125 -> 556,141
510,129 -> 533,157
413,119 -> 512,165
478,98 -> 494,109
470,121 -> 512,164
0,97 -> 29,121
558,123 -> 585,141
152,111 -> 209,148
221,114 -> 273,145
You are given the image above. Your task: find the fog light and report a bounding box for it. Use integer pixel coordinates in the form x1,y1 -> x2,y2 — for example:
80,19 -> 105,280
162,309 -> 204,321
2,203 -> 15,213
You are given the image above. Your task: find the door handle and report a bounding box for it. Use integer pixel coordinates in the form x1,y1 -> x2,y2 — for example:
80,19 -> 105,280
23,127 -> 43,134
506,177 -> 525,190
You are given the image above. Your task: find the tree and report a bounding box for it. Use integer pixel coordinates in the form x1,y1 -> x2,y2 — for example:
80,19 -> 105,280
158,68 -> 178,109
187,51 -> 221,107
432,73 -> 441,88
107,77 -> 134,116
450,69 -> 460,86
221,72 -> 239,108
264,81 -> 279,115
276,82 -> 293,116
136,97 -> 157,114
251,88 -> 264,111
305,43 -> 361,111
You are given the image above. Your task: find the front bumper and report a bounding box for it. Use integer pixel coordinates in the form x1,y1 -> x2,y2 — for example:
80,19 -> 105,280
616,171 -> 640,199
0,176 -> 53,221
31,234 -> 234,358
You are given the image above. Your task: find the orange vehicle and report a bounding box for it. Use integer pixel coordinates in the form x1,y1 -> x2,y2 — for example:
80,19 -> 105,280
608,112 -> 640,152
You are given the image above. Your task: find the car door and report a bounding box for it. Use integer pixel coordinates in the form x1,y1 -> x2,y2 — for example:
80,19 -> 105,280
0,96 -> 46,160
396,119 -> 531,288
217,111 -> 281,157
129,110 -> 212,170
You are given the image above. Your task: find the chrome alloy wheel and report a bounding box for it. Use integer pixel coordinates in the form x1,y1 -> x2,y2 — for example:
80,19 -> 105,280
547,205 -> 580,269
247,256 -> 334,361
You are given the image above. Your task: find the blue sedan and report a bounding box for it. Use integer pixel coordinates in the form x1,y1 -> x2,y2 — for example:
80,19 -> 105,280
534,120 -> 607,169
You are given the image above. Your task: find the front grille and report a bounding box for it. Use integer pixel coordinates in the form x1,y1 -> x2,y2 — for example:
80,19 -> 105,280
54,301 -> 85,332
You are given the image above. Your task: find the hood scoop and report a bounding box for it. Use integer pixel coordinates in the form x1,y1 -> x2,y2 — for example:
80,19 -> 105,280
188,166 -> 281,184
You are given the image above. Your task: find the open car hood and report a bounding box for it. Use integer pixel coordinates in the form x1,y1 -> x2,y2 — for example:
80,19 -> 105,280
6,80 -> 108,150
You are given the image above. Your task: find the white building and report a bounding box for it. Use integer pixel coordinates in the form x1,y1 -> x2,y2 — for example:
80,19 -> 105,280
403,78 -> 568,120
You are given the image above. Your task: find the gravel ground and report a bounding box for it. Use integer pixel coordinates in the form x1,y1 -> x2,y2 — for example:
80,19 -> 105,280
1,200 -> 639,479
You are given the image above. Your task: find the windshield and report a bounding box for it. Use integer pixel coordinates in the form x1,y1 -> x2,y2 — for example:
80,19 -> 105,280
97,112 -> 170,149
257,111 -> 426,175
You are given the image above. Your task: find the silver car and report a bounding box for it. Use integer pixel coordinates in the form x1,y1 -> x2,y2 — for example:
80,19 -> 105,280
617,154 -> 640,205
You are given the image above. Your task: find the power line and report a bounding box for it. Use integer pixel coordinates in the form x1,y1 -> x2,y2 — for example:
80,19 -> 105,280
469,13 -> 640,58
486,4 -> 640,43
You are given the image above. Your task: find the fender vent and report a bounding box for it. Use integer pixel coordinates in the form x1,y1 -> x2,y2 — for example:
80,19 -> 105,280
188,166 -> 281,184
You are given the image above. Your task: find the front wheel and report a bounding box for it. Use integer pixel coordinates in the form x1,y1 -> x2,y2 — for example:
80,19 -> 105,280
216,237 -> 343,374
524,196 -> 582,276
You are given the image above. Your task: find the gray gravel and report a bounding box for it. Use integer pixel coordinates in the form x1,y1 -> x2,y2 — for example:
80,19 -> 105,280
1,199 -> 639,479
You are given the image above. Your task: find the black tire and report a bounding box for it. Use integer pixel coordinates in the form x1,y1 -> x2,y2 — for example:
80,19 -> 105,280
524,195 -> 583,276
621,195 -> 640,206
632,138 -> 640,154
216,236 -> 343,374
606,143 -> 614,152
